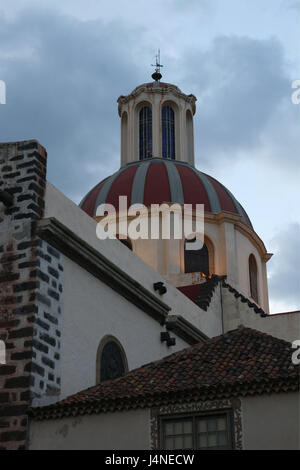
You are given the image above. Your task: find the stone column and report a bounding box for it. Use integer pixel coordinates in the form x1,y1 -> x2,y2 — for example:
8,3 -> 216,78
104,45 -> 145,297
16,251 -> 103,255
0,140 -> 63,450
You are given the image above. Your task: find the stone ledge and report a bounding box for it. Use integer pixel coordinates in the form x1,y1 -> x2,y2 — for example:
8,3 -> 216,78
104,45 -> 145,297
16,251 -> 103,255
166,315 -> 208,345
32,217 -> 170,325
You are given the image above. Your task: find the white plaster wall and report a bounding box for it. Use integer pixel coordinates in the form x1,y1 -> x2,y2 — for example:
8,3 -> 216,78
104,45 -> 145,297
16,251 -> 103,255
223,222 -> 239,287
222,287 -> 300,342
133,219 -> 227,280
45,182 -> 223,339
29,409 -> 150,450
44,183 -> 223,401
60,256 -> 188,399
235,229 -> 268,312
206,221 -> 270,313
30,392 -> 299,450
204,222 -> 221,272
242,393 -> 300,450
205,282 -> 223,328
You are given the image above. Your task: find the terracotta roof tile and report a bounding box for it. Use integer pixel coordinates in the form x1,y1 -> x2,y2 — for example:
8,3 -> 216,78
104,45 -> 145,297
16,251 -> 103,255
178,275 -> 219,310
178,276 -> 268,317
30,328 -> 299,420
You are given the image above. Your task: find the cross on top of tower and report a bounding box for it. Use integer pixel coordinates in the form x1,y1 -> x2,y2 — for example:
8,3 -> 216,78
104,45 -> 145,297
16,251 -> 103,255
151,49 -> 163,82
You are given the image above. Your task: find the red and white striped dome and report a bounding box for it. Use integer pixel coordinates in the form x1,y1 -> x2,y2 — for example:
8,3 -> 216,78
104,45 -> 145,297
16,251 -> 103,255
80,158 -> 252,227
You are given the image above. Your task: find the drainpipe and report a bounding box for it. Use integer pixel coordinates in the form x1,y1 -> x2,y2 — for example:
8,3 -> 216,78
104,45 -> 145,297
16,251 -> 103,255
220,280 -> 225,334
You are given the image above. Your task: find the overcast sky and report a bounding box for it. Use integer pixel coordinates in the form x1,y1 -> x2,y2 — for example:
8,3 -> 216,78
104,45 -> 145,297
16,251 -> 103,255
0,0 -> 299,313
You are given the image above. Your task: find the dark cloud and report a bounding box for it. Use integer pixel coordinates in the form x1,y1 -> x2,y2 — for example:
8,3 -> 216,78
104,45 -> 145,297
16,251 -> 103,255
0,6 -> 298,314
268,223 -> 300,308
0,8 -> 299,200
285,0 -> 300,11
175,36 -> 297,171
0,8 -> 298,206
0,9 -> 148,201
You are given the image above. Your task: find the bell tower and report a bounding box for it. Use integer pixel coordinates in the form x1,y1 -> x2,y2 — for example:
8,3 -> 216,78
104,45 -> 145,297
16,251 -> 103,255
117,54 -> 197,167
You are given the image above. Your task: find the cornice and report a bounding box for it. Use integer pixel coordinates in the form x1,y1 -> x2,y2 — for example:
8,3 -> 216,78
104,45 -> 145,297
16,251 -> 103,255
32,217 -> 170,325
118,83 -> 197,115
30,375 -> 299,421
205,211 -> 272,261
166,315 -> 208,345
94,207 -> 271,261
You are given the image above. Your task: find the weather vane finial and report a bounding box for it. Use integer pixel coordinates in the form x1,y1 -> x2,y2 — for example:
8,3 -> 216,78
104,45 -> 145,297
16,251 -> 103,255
151,49 -> 163,82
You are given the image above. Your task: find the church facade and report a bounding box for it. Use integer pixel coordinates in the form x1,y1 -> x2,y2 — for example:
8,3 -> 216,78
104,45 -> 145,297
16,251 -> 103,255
0,73 -> 299,450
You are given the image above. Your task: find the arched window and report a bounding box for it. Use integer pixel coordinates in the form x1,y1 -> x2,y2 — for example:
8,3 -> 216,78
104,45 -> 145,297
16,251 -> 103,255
96,336 -> 128,383
184,239 -> 209,274
249,254 -> 258,303
139,106 -> 152,160
162,105 -> 175,159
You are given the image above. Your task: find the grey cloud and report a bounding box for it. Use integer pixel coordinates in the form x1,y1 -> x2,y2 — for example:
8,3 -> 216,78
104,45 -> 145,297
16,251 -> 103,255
175,36 -> 296,171
0,9 -> 298,206
0,5 -> 298,313
285,0 -> 300,11
267,223 -> 300,307
0,9 -> 147,202
169,0 -> 211,12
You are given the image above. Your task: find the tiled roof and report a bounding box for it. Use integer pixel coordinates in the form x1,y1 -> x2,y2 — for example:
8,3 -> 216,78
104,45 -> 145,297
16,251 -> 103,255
79,159 -> 252,227
177,275 -> 220,311
178,276 -> 268,317
221,279 -> 268,317
30,328 -> 299,420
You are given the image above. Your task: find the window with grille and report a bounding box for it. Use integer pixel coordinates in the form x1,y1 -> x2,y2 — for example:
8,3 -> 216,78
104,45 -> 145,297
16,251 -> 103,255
163,419 -> 193,450
161,412 -> 233,450
162,105 -> 175,159
139,106 -> 152,160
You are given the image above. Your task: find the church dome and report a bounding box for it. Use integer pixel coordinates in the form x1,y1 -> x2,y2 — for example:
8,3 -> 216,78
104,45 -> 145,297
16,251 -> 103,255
79,158 -> 252,228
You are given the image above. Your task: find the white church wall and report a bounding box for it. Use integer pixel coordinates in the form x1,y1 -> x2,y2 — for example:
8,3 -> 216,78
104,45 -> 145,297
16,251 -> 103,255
44,182 -> 223,339
29,391 -> 299,450
134,238 -> 168,274
133,221 -> 220,277
206,214 -> 269,313
29,408 -> 151,450
222,286 -> 300,342
241,392 -> 299,450
204,218 -> 270,314
203,222 -> 220,272
223,222 -> 239,287
235,229 -> 269,312
204,281 -> 223,324
215,222 -> 228,276
60,256 -> 188,399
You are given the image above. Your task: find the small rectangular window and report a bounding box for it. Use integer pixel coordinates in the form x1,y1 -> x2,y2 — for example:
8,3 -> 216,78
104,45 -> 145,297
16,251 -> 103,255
161,411 -> 233,450
197,415 -> 229,449
164,419 -> 193,450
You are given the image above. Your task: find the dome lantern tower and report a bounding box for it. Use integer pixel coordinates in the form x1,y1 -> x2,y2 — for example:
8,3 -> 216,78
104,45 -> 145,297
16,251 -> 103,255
117,62 -> 197,167
81,69 -> 272,314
